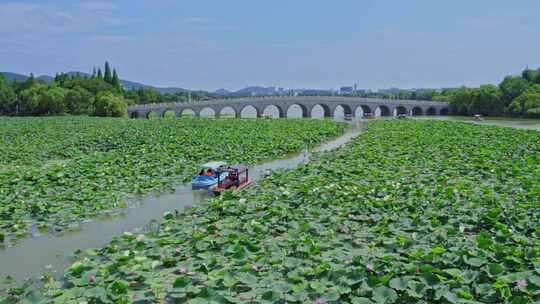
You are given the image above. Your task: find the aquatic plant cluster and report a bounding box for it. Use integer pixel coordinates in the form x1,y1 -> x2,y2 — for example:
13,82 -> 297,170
15,120 -> 538,303
0,117 -> 345,242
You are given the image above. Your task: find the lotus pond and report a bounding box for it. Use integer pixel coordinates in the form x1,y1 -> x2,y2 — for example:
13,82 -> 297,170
5,120 -> 538,303
0,117 -> 345,243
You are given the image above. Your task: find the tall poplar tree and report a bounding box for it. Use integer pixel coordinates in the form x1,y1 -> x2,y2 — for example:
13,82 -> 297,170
104,61 -> 112,84
112,69 -> 121,89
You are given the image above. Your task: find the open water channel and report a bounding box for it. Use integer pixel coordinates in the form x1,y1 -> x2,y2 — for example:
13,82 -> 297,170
0,121 -> 363,282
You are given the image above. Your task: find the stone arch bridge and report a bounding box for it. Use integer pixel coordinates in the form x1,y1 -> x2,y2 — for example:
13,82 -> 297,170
127,96 -> 449,119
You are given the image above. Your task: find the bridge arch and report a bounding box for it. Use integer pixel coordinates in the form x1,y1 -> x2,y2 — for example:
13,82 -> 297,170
395,106 -> 408,116
354,105 -> 372,118
440,108 -> 449,116
375,105 -> 391,117
180,108 -> 197,118
411,107 -> 423,116
333,104 -> 353,118
200,107 -> 216,118
162,109 -> 176,118
287,104 -> 309,118
218,106 -> 236,118
147,111 -> 160,119
240,105 -> 259,118
262,104 -> 284,118
426,107 -> 437,116
311,104 -> 332,118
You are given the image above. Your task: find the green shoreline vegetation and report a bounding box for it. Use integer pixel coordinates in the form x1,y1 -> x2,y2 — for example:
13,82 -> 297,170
2,65 -> 540,119
0,62 -> 213,118
0,117 -> 345,243
3,120 -> 538,303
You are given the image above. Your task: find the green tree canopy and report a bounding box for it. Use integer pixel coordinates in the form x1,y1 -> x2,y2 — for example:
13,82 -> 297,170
94,92 -> 128,117
499,76 -> 529,107
509,84 -> 540,116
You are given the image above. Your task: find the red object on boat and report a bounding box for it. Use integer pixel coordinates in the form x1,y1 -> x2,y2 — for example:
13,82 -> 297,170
212,165 -> 252,195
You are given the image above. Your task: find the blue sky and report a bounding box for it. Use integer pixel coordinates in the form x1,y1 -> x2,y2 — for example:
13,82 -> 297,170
1,0 -> 539,91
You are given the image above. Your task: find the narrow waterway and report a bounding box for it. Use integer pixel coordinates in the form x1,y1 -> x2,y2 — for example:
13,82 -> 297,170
0,121 -> 362,281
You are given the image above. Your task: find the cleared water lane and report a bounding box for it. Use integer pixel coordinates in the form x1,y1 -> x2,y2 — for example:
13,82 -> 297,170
0,121 -> 362,281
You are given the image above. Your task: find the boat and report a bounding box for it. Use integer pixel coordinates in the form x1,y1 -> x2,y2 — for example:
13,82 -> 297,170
212,165 -> 252,195
473,114 -> 483,122
191,161 -> 228,190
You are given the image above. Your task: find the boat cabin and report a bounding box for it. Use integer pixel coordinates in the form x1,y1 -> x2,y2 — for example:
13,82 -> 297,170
213,165 -> 252,195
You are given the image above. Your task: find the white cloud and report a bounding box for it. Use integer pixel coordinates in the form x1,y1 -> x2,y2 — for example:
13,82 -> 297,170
169,16 -> 239,32
0,2 -> 127,37
182,17 -> 214,25
78,1 -> 117,11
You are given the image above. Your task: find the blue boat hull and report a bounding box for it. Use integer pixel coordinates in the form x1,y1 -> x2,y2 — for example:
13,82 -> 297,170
191,172 -> 228,190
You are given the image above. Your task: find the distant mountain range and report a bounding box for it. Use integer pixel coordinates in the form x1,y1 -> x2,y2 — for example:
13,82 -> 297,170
1,71 -> 293,97
1,71 -> 190,94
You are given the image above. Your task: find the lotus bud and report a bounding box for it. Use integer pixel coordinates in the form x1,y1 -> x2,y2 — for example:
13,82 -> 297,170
366,263 -> 374,273
88,274 -> 96,283
516,279 -> 528,287
315,298 -> 325,304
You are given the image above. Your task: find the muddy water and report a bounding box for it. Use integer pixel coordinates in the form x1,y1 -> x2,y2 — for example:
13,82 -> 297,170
0,121 -> 362,281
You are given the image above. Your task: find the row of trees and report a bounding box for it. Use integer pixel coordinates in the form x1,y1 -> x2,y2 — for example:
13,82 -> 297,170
0,61 -> 218,117
124,88 -> 210,105
448,67 -> 540,117
0,62 -> 128,117
357,89 -> 454,102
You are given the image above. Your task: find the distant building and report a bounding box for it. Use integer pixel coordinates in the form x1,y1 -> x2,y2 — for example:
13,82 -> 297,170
340,86 -> 354,94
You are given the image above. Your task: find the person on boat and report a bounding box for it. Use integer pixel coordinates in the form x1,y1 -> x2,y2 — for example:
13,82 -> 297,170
221,172 -> 238,189
199,169 -> 205,176
204,169 -> 215,176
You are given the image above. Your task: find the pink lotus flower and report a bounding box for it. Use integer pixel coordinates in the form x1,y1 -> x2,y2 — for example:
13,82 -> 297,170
366,263 -> 374,273
516,279 -> 528,287
315,298 -> 325,304
251,264 -> 260,272
175,248 -> 182,255
186,204 -> 193,209
88,274 -> 96,283
179,267 -> 188,274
